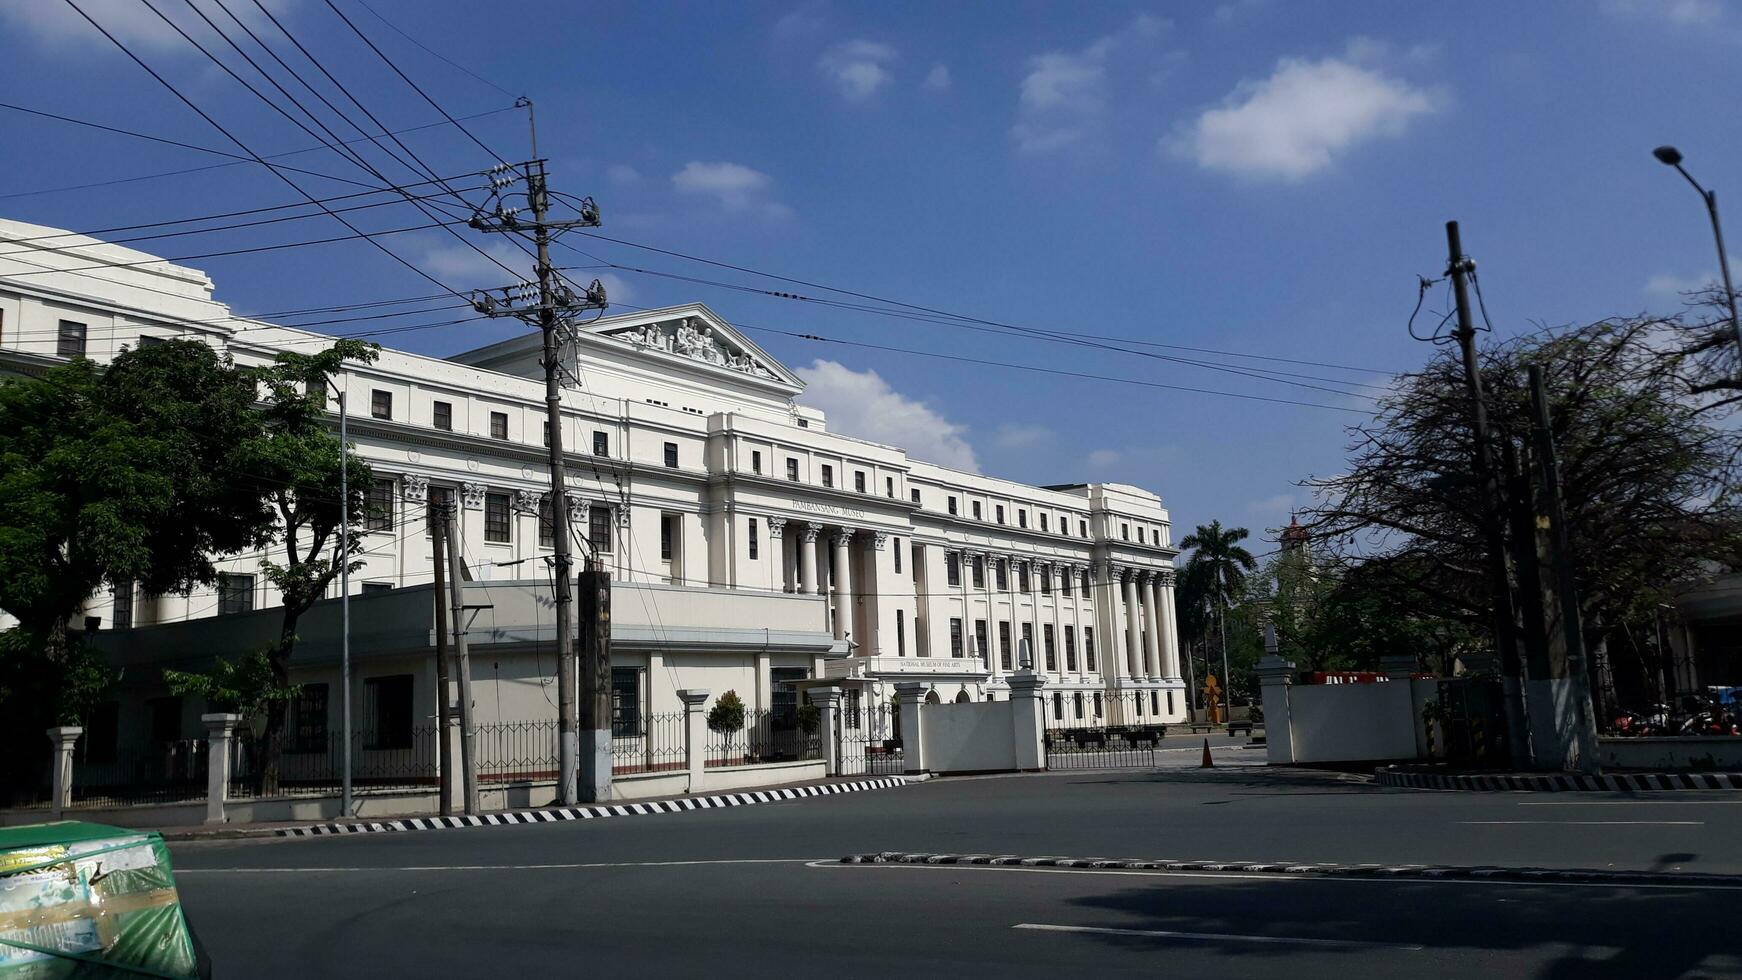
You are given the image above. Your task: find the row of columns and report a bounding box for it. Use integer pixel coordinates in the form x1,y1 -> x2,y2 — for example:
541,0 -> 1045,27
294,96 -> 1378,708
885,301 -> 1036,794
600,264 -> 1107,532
1108,565 -> 1180,682
956,551 -> 1094,684
772,520 -> 884,641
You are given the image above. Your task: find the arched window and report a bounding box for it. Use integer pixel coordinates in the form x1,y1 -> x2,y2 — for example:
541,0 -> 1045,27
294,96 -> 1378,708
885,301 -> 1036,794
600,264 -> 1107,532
954,690 -> 971,703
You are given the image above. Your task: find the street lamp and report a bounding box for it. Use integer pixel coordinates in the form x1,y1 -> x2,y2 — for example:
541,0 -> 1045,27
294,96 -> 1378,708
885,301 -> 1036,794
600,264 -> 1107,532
1653,145 -> 1742,377
325,374 -> 353,819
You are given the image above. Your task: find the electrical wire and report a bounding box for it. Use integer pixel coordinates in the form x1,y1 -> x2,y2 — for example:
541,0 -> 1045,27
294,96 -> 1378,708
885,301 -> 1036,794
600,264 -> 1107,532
347,0 -> 520,100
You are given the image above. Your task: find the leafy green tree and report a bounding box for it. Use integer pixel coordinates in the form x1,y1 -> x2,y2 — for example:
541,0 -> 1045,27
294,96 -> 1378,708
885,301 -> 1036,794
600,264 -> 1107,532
1179,520 -> 1258,698
163,649 -> 299,718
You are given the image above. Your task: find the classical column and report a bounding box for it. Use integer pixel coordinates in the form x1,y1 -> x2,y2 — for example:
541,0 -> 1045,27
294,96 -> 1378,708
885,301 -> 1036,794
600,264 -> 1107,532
1158,569 -> 1181,680
767,517 -> 788,591
1141,571 -> 1163,681
1097,561 -> 1129,683
1027,559 -> 1043,676
1049,562 -> 1065,682
799,522 -> 821,595
968,551 -> 997,680
1121,568 -> 1143,682
831,528 -> 854,640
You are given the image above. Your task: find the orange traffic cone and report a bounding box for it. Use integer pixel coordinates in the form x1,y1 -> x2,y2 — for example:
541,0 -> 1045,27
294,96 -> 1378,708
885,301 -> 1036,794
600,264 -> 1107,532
1200,737 -> 1214,768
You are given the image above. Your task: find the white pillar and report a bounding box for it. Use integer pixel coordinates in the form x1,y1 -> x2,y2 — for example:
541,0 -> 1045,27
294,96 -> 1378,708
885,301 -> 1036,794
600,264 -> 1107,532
677,689 -> 710,794
799,522 -> 820,595
1007,671 -> 1046,771
46,726 -> 81,820
1121,568 -> 1143,681
1159,570 -> 1182,680
894,681 -> 928,774
1049,562 -> 1064,682
807,685 -> 843,776
1141,572 -> 1162,682
767,518 -> 789,592
1255,656 -> 1295,765
831,528 -> 854,641
201,713 -> 240,825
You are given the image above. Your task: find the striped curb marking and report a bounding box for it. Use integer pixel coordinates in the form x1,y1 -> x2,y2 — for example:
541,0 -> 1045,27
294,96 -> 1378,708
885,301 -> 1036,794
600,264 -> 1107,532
1376,768 -> 1742,793
276,777 -> 914,837
837,851 -> 1742,888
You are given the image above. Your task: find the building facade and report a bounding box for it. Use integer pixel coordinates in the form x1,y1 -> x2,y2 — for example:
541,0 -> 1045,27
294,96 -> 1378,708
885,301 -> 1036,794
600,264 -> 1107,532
0,218 -> 1185,752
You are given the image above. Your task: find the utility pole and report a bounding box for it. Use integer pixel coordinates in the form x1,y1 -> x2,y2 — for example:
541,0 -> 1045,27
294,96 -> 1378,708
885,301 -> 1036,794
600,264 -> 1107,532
442,503 -> 481,814
432,506 -> 453,816
578,558 -> 613,802
468,100 -> 605,805
1445,220 -> 1531,769
1528,364 -> 1600,773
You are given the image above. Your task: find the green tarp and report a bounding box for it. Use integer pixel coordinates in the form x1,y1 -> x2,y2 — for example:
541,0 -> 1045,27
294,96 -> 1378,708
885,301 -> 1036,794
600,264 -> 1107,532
0,822 -> 202,979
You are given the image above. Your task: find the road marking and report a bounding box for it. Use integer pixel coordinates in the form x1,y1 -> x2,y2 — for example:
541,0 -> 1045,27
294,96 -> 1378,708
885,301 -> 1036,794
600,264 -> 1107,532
1012,922 -> 1425,951
1460,820 -> 1704,826
176,858 -> 821,874
1519,800 -> 1741,806
807,860 -> 1742,891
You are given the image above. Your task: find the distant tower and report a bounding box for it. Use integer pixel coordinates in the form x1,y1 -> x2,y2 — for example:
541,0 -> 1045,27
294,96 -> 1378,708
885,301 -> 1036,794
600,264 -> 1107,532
1280,512 -> 1310,555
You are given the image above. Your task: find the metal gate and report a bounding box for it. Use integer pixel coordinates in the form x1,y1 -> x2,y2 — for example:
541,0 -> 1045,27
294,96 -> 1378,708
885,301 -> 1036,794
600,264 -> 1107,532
1045,691 -> 1171,770
838,699 -> 905,776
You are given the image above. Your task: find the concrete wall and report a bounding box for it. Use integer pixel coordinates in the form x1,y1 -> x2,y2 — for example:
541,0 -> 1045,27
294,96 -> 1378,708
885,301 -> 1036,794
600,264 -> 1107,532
1285,682 -> 1420,763
1599,737 -> 1742,771
919,699 -> 1017,773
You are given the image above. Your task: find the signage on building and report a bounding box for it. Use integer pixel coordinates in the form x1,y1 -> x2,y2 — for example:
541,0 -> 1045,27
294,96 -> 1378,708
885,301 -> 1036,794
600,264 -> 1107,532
792,499 -> 867,519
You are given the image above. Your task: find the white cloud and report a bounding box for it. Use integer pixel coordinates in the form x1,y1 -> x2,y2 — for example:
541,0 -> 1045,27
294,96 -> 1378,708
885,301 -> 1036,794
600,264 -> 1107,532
0,0 -> 294,53
1646,262 -> 1742,297
1012,14 -> 1168,153
991,423 -> 1051,450
671,161 -> 791,218
819,39 -> 898,100
923,64 -> 952,91
1604,0 -> 1723,26
419,240 -> 531,288
773,3 -> 828,41
1086,448 -> 1121,468
605,164 -> 642,186
795,360 -> 980,472
1174,52 -> 1443,180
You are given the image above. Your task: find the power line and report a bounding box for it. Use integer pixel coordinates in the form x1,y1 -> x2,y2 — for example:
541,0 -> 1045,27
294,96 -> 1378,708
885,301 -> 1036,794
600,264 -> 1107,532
347,0 -> 520,100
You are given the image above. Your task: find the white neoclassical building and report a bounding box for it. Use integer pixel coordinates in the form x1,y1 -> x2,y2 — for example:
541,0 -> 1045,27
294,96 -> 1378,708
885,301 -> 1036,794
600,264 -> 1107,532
0,217 -> 1185,751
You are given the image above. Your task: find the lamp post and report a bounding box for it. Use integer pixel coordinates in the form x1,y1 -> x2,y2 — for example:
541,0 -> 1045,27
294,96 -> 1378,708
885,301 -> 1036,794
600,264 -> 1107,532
326,374 -> 353,818
1653,145 -> 1742,376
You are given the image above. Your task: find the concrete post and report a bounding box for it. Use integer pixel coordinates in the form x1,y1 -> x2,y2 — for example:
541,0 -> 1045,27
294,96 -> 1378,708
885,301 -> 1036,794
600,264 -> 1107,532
1380,655 -> 1424,761
46,726 -> 81,820
1006,671 -> 1047,771
807,685 -> 843,776
893,681 -> 928,775
677,689 -> 710,794
201,713 -> 241,825
1255,655 -> 1296,765
831,528 -> 854,641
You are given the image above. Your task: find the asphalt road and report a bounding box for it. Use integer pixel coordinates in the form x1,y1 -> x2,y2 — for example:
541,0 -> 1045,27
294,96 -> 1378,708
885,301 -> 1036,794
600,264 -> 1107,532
170,764 -> 1742,979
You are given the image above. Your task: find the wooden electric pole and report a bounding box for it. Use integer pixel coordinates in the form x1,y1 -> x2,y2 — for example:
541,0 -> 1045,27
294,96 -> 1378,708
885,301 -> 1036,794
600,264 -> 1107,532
577,558 -> 613,802
442,504 -> 481,814
432,506 -> 453,816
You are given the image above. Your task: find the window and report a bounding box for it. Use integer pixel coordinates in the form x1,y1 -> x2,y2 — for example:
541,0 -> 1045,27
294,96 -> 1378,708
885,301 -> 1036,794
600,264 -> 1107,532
1082,569 -> 1092,593
1053,693 -> 1064,721
947,496 -> 958,515
611,667 -> 643,736
543,421 -> 551,446
433,400 -> 452,431
946,552 -> 961,586
1043,624 -> 1057,672
111,580 -> 133,630
57,320 -> 86,358
1167,691 -> 1176,715
1018,509 -> 1028,529
427,486 -> 454,535
972,555 -> 985,589
593,431 -> 609,456
484,492 -> 512,543
84,702 -> 118,765
995,560 -> 1008,591
846,690 -> 863,728
1074,692 -> 1085,719
1018,564 -> 1029,593
660,514 -> 677,561
363,674 -> 414,750
974,620 -> 989,665
589,507 -> 613,553
1040,566 -> 1051,594
289,684 -> 328,753
1079,520 -> 1088,538
361,582 -> 392,594
751,450 -> 762,474
217,573 -> 254,615
893,537 -> 902,573
855,471 -> 866,493
84,616 -> 100,634
490,411 -> 508,440
1061,569 -> 1071,597
147,696 -> 182,744
1138,527 -> 1145,544
1064,625 -> 1078,671
972,501 -> 982,520
886,476 -> 895,498
999,622 -> 1012,671
949,617 -> 964,657
797,418 -> 809,428
771,667 -> 807,729
366,478 -> 394,531
1122,522 -> 1130,540
821,465 -> 834,488
538,496 -> 555,548
995,504 -> 1005,525
1021,623 -> 1034,669
1040,513 -> 1049,532
371,389 -> 392,420
664,442 -> 679,468
1094,692 -> 1104,718
787,458 -> 800,481
748,518 -> 759,560
896,609 -> 906,656
911,488 -> 921,505
1152,691 -> 1161,715
1084,628 -> 1097,672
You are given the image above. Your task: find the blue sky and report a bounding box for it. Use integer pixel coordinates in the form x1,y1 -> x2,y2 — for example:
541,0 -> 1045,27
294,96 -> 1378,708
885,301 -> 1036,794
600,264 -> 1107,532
3,0 -> 1740,548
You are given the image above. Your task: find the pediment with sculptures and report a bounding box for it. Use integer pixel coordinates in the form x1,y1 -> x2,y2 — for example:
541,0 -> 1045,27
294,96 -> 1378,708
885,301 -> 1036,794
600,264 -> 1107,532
606,316 -> 779,380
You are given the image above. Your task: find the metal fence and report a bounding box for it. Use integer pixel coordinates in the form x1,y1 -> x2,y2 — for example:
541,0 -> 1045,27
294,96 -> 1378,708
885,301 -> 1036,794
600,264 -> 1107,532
1044,692 -> 1170,770
69,741 -> 208,808
478,719 -> 559,782
228,726 -> 441,799
705,709 -> 820,768
840,702 -> 904,775
613,711 -> 687,775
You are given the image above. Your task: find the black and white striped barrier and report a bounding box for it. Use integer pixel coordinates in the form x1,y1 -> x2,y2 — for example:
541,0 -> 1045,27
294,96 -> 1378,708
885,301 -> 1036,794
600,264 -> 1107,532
1376,767 -> 1742,792
276,776 -> 915,837
839,851 -> 1742,888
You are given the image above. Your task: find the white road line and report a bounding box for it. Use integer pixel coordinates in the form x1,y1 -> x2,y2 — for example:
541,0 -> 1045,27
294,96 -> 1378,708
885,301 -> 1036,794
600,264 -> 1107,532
1519,800 -> 1742,806
1012,922 -> 1425,951
806,860 -> 1742,891
1460,820 -> 1704,826
177,858 -> 821,874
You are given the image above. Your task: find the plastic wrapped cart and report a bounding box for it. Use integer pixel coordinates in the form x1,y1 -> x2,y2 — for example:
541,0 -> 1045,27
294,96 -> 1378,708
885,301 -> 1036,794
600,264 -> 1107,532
0,821 -> 207,979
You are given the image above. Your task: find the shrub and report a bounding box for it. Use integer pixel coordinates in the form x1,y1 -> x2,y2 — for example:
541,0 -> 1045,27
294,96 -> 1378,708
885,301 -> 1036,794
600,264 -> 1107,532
707,690 -> 746,734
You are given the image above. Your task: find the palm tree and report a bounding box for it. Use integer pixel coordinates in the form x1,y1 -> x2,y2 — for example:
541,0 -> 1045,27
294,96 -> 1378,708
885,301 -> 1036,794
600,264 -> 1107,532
1180,521 -> 1258,711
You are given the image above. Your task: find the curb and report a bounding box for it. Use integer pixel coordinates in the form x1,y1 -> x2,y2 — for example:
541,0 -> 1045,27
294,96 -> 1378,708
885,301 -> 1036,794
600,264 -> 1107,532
1376,768 -> 1742,792
276,776 -> 915,837
838,851 -> 1742,888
